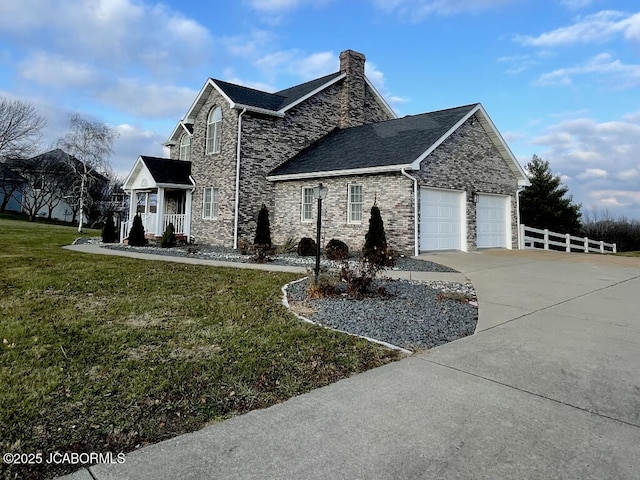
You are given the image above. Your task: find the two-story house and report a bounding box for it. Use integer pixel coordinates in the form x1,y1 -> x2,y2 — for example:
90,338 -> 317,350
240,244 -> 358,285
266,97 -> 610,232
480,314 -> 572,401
122,49 -> 528,254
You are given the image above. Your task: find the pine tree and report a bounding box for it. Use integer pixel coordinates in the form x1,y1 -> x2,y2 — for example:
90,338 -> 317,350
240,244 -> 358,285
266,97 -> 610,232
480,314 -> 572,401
101,215 -> 117,243
254,204 -> 272,247
520,155 -> 582,234
128,214 -> 146,246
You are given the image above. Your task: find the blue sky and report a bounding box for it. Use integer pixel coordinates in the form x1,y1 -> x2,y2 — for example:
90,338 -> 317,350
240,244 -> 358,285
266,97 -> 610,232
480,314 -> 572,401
1,0 -> 639,220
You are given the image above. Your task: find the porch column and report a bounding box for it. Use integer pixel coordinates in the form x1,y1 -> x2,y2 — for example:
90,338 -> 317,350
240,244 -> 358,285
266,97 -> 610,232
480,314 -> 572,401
156,187 -> 166,236
128,190 -> 137,221
184,189 -> 193,241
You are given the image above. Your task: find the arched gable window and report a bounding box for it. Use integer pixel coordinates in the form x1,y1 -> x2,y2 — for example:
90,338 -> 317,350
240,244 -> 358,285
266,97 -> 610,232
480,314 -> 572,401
179,133 -> 191,161
206,107 -> 222,155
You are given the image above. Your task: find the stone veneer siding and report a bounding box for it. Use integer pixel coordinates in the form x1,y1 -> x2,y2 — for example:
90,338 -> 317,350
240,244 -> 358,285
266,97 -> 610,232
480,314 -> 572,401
167,76 -> 393,247
170,88 -> 239,246
272,173 -> 414,254
236,82 -> 393,243
415,115 -> 520,250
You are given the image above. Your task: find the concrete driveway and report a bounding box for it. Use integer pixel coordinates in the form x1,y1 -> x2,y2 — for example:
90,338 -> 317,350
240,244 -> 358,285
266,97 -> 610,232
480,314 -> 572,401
63,250 -> 640,480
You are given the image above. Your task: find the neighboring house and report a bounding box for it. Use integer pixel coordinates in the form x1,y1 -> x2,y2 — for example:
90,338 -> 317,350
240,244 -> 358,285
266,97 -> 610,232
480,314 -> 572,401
0,149 -> 108,223
122,49 -> 528,254
0,161 -> 24,213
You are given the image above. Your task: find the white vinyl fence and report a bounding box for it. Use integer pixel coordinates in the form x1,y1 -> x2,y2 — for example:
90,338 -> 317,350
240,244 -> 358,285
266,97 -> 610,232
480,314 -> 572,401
520,225 -> 616,254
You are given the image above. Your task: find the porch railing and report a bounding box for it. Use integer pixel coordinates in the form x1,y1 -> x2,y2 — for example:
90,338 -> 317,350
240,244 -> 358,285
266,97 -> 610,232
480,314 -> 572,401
120,213 -> 186,242
164,214 -> 185,235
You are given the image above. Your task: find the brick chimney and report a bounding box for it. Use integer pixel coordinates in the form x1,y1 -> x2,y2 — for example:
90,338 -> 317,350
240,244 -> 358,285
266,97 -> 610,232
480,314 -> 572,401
339,49 -> 366,128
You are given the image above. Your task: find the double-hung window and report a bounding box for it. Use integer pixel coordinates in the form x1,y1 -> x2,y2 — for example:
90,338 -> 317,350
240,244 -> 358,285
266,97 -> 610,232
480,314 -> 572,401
301,187 -> 314,222
206,107 -> 222,155
202,187 -> 219,219
348,184 -> 363,224
179,134 -> 191,161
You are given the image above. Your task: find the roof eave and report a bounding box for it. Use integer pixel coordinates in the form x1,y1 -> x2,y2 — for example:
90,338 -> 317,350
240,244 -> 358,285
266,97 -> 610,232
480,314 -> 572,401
266,164 -> 414,182
279,73 -> 346,114
232,103 -> 285,117
408,104 -> 528,185
409,104 -> 480,170
123,156 -> 157,190
156,181 -> 196,189
364,76 -> 397,119
474,104 -> 529,183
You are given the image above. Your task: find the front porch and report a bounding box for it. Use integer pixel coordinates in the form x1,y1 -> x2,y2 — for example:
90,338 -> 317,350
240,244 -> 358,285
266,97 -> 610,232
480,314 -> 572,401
121,156 -> 195,243
120,212 -> 189,243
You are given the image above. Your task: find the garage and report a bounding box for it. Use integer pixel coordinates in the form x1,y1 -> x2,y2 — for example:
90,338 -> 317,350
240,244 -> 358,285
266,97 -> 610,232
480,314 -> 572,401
476,194 -> 510,248
419,188 -> 465,251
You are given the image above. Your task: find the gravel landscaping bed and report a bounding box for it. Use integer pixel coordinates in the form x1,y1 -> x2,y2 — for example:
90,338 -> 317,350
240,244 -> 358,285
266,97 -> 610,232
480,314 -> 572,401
286,278 -> 478,352
85,239 -> 458,273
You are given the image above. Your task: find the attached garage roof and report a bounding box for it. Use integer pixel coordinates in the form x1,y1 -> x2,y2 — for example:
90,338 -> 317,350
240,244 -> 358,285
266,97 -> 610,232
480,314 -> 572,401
267,103 -> 528,185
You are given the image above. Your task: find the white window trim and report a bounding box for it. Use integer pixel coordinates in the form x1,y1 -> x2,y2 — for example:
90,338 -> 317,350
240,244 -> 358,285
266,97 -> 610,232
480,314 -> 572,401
179,134 -> 191,161
301,186 -> 314,223
202,187 -> 219,220
347,184 -> 363,225
206,107 -> 222,155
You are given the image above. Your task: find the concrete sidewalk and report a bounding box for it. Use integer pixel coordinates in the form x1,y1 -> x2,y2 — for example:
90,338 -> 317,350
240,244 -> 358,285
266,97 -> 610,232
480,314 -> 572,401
62,249 -> 640,479
63,243 -> 469,282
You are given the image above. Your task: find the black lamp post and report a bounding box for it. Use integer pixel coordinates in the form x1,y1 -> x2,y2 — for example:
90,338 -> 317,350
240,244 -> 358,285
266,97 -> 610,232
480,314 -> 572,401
312,182 -> 328,283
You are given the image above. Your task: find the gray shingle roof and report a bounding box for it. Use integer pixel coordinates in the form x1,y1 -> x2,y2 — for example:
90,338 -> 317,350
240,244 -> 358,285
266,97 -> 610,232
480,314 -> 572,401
213,72 -> 343,112
269,104 -> 478,177
141,156 -> 193,185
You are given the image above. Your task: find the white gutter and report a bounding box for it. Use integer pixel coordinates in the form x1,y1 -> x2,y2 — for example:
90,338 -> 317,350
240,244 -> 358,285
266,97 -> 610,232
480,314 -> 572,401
401,168 -> 419,256
233,108 -> 247,249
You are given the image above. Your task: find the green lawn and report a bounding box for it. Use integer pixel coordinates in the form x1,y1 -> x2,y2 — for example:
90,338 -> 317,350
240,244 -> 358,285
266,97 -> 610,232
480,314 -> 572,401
0,218 -> 400,480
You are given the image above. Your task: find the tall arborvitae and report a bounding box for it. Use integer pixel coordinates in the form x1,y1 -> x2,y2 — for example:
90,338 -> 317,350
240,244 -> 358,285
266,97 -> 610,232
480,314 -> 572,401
254,203 -> 272,247
128,214 -> 146,246
160,222 -> 176,248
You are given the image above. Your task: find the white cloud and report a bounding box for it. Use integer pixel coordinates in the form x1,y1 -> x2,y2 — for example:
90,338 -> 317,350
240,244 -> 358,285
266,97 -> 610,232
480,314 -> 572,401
588,190 -> 640,208
617,169 -> 639,180
0,0 -> 213,74
244,0 -> 332,12
254,49 -> 338,82
534,53 -> 640,89
577,168 -> 608,179
514,10 -> 640,47
372,0 -> 515,21
99,80 -> 197,118
112,123 -> 167,176
18,52 -> 99,88
531,113 -> 640,216
561,0 -> 598,10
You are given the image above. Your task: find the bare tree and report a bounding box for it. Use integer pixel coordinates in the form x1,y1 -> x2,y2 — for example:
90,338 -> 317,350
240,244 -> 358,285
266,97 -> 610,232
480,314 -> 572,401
13,154 -> 67,221
56,114 -> 118,232
0,97 -> 46,160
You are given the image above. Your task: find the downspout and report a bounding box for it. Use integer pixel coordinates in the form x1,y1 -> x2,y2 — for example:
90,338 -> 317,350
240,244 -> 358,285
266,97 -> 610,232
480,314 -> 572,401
516,185 -> 525,249
401,168 -> 419,256
233,108 -> 247,249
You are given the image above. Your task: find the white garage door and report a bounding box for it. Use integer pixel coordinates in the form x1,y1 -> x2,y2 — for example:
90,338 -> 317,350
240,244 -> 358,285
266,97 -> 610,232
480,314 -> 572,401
476,194 -> 509,248
420,188 -> 464,251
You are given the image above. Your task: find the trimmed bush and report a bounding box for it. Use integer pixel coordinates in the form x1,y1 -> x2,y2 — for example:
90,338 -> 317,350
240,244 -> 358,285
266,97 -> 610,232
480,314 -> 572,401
253,203 -> 272,247
160,222 -> 176,248
297,237 -> 317,256
128,215 -> 146,247
325,239 -> 349,260
362,205 -> 395,268
101,215 -> 117,243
